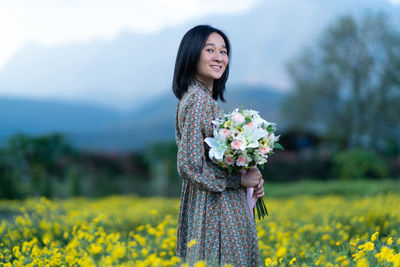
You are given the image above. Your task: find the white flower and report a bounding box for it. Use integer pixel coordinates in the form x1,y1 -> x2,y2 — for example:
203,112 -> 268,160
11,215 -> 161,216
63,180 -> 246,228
204,130 -> 228,161
204,108 -> 279,169
254,153 -> 268,165
211,118 -> 223,127
242,124 -> 267,148
243,109 -> 259,117
254,117 -> 269,128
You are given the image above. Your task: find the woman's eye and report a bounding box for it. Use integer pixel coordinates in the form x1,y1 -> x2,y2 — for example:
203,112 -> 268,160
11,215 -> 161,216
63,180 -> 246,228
206,48 -> 213,53
221,50 -> 227,54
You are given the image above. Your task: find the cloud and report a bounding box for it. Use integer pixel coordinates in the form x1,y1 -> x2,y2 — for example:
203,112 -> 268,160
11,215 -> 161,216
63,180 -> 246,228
0,0 -> 259,69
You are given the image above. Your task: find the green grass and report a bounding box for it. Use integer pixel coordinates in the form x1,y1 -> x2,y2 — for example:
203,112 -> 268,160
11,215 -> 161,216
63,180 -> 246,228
265,178 -> 400,198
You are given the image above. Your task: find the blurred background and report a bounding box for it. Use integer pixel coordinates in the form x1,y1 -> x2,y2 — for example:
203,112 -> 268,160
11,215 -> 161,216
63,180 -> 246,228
0,0 -> 399,199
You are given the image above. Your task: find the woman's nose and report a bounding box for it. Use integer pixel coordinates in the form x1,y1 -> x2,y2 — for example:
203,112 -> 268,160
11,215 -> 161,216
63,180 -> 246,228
214,53 -> 222,62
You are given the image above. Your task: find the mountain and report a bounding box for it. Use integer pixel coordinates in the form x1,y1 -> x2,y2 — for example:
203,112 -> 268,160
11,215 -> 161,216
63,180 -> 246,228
0,85 -> 285,152
0,0 -> 398,111
0,96 -> 124,144
68,85 -> 285,152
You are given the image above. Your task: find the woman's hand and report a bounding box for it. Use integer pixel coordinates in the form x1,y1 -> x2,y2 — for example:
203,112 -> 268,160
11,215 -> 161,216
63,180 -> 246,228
240,166 -> 261,188
253,178 -> 264,197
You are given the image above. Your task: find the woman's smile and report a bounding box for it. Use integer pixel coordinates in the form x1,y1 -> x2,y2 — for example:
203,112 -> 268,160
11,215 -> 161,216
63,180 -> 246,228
195,32 -> 229,90
210,64 -> 222,70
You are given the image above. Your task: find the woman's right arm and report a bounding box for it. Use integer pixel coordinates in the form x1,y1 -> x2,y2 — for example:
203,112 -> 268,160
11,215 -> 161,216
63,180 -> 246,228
177,92 -> 242,193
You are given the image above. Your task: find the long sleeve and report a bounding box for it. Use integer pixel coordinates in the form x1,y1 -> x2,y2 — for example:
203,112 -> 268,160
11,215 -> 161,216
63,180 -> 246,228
176,91 -> 241,192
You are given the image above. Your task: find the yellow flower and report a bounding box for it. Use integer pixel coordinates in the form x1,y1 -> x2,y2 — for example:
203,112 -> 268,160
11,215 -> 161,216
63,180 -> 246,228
42,233 -> 51,245
133,234 -> 146,246
322,234 -> 330,241
375,252 -> 383,261
15,216 -> 25,226
147,227 -> 157,235
141,248 -> 149,256
88,243 -> 103,255
336,255 -> 349,266
150,209 -> 158,215
265,257 -> 272,266
194,260 -> 206,267
104,256 -> 112,265
371,232 -> 379,242
353,250 -> 365,261
259,138 -> 267,146
223,121 -> 232,128
365,242 -> 374,251
356,257 -> 369,267
387,237 -> 393,245
12,245 -> 21,258
380,246 -> 394,259
289,257 -> 296,264
111,245 -> 126,260
387,253 -> 395,262
359,242 -> 374,251
392,254 -> 400,267
276,246 -> 287,258
343,233 -> 349,241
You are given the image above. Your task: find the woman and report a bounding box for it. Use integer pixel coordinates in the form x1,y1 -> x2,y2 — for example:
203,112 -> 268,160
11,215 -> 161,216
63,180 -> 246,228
173,25 -> 264,266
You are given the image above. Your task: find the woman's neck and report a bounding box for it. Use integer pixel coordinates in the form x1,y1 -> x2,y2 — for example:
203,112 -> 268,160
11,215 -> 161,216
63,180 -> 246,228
194,76 -> 213,91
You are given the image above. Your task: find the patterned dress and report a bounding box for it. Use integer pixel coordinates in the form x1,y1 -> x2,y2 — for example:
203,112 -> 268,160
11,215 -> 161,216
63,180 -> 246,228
175,79 -> 262,266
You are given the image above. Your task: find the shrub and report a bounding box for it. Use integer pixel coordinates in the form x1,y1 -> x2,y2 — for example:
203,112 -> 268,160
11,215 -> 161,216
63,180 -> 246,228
332,149 -> 388,179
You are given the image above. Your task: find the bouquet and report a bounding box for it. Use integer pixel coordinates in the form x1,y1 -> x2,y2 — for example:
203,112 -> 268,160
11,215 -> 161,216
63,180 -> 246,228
204,108 -> 283,220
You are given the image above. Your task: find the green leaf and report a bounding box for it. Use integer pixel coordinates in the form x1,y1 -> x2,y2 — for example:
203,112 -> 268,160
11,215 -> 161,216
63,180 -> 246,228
274,143 -> 284,150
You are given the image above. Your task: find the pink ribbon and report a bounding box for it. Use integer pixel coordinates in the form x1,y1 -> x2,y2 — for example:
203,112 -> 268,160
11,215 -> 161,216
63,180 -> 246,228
246,187 -> 258,218
240,166 -> 260,218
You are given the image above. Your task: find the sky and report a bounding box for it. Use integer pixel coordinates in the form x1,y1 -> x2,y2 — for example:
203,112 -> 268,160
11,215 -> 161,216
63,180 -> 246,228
0,0 -> 260,70
0,0 -> 399,110
1,0 -> 399,70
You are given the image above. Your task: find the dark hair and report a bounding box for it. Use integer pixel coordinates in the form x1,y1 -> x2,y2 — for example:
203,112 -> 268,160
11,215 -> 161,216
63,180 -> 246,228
172,25 -> 231,102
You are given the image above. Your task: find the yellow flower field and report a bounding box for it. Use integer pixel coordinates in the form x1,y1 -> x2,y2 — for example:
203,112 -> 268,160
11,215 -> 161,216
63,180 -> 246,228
0,194 -> 399,266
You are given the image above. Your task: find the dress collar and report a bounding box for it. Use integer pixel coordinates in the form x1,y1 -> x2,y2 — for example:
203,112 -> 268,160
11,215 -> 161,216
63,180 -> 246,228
191,78 -> 213,96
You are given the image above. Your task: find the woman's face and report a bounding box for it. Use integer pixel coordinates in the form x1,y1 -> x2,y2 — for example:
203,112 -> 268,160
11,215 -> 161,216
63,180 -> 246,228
195,32 -> 229,87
